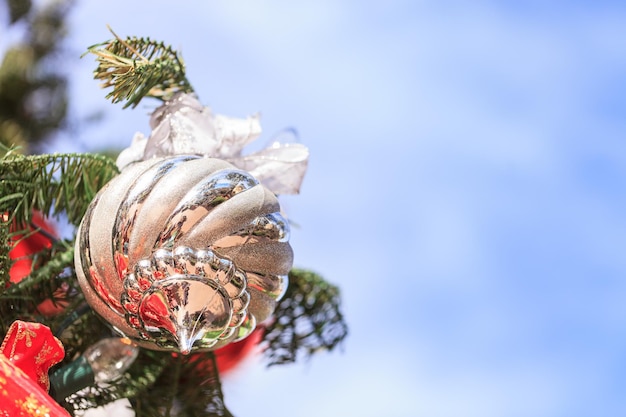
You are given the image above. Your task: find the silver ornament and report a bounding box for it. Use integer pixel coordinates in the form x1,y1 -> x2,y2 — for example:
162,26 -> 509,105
75,155 -> 291,353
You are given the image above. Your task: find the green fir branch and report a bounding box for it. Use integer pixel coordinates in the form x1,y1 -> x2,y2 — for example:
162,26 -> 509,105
3,239 -> 73,295
263,268 -> 348,366
65,349 -> 233,416
132,352 -> 232,417
85,27 -> 194,108
64,349 -> 169,413
0,151 -> 119,226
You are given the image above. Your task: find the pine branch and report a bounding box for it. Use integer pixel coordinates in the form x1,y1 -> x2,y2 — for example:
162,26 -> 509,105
64,349 -> 168,413
85,27 -> 194,108
66,349 -> 233,416
0,151 -> 119,226
3,239 -> 73,295
129,351 -> 232,417
263,268 -> 348,366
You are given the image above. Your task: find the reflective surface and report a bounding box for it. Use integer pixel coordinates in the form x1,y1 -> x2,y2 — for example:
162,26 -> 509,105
84,338 -> 139,383
75,156 -> 292,353
121,247 -> 250,353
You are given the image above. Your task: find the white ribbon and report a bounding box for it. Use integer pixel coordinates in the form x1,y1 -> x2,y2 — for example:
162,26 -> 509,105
116,93 -> 309,195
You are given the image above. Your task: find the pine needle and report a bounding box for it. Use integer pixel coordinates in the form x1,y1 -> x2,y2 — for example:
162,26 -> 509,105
263,268 -> 348,366
85,27 -> 194,108
0,151 -> 119,226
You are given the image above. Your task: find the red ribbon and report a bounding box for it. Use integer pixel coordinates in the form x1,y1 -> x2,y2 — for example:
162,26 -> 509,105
0,321 -> 69,416
1,321 -> 65,392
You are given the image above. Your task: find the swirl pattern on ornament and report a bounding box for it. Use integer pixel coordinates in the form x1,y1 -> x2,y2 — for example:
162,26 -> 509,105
113,156 -> 196,281
75,156 -> 292,353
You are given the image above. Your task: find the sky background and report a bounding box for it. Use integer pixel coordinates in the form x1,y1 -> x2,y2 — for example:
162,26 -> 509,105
5,1 -> 626,416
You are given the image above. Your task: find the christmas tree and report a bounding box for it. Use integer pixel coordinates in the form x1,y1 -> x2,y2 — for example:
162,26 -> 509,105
0,17 -> 347,417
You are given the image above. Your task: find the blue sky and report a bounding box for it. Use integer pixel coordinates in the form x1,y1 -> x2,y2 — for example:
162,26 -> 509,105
8,1 -> 626,416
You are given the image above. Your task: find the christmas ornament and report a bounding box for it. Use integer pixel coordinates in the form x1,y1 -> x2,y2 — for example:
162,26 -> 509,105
75,94 -> 308,354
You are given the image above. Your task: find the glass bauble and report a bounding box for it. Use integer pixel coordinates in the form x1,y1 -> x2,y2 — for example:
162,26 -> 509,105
75,156 -> 290,353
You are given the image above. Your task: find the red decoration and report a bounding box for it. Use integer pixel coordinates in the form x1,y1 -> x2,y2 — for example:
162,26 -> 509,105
0,356 -> 71,417
8,212 -> 56,284
214,328 -> 263,374
0,321 -> 69,417
0,321 -> 65,391
7,212 -> 69,316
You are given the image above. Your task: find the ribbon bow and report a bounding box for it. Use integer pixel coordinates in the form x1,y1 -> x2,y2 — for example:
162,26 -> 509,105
117,93 -> 309,195
0,321 -> 65,392
0,321 -> 69,416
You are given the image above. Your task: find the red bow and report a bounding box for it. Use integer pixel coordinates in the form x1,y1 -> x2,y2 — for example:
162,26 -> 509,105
1,321 -> 65,391
0,321 -> 69,416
